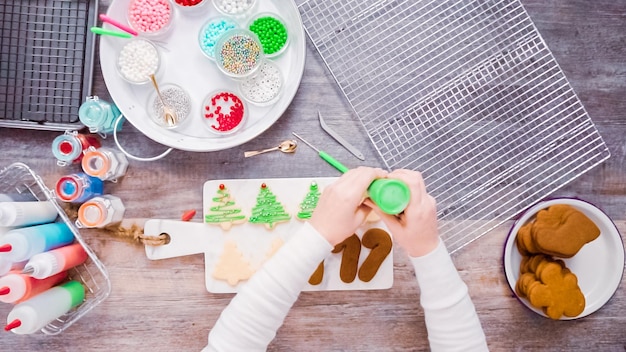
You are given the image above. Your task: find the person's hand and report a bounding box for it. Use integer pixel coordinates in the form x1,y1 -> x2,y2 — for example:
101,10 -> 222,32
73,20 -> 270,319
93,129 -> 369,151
372,169 -> 440,257
310,167 -> 387,246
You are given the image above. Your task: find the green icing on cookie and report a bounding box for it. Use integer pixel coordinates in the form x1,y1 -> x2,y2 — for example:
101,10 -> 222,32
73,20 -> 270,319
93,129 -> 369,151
297,181 -> 320,220
249,183 -> 291,229
205,184 -> 246,226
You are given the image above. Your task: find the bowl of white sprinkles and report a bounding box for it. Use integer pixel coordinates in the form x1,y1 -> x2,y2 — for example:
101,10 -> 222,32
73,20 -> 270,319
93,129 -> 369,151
117,39 -> 160,84
239,60 -> 283,105
212,0 -> 257,17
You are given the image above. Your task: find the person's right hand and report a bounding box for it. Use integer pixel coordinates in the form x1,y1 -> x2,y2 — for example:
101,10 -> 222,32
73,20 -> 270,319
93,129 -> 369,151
372,169 -> 440,257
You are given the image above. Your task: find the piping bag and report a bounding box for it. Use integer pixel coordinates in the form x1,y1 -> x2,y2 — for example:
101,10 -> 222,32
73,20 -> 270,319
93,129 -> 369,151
292,132 -> 410,215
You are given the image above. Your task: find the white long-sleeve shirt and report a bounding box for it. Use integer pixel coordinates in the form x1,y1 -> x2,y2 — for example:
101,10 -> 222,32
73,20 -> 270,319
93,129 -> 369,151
205,222 -> 488,351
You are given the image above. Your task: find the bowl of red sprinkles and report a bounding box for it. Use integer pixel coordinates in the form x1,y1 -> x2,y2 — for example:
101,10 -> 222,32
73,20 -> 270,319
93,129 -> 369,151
173,0 -> 208,12
202,90 -> 247,135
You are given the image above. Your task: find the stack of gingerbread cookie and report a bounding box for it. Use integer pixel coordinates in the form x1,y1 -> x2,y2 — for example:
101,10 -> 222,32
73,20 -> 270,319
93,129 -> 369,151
514,204 -> 601,319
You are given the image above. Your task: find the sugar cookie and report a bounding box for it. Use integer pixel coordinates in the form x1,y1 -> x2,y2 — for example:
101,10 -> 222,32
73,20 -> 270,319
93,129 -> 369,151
204,183 -> 246,230
212,241 -> 255,286
249,183 -> 291,229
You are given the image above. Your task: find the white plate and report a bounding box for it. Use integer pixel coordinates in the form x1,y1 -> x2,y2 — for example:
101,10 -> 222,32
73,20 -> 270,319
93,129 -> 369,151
202,177 -> 394,293
100,0 -> 306,151
503,198 -> 625,320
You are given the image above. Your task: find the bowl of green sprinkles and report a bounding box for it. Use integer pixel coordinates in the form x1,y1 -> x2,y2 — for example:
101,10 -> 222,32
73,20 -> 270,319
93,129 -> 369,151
247,12 -> 289,58
215,28 -> 264,79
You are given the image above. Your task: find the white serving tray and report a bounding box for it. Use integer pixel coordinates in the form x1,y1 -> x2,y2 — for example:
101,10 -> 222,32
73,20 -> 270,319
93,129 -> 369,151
100,0 -> 306,151
144,177 -> 394,293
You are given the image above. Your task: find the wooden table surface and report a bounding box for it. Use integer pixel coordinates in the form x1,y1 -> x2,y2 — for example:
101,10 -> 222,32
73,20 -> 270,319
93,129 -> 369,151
1,0 -> 625,350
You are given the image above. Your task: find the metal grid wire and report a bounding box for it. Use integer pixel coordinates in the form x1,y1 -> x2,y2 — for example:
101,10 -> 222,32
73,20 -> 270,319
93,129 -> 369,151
0,0 -> 97,130
298,0 -> 610,254
0,163 -> 111,335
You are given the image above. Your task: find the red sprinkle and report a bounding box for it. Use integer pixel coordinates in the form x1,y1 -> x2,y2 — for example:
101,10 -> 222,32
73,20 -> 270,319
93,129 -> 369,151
181,209 -> 197,221
219,184 -> 225,190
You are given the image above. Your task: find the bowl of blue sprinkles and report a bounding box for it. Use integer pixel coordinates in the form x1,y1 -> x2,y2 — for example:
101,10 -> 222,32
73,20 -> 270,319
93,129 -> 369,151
198,16 -> 239,60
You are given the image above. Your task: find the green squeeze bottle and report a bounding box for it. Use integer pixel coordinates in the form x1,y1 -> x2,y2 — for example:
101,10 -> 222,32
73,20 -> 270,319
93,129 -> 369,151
292,133 -> 411,215
4,281 -> 85,334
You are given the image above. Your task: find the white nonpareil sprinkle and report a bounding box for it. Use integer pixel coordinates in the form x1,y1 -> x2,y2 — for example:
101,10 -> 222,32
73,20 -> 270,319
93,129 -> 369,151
118,40 -> 159,83
214,0 -> 254,14
240,61 -> 283,104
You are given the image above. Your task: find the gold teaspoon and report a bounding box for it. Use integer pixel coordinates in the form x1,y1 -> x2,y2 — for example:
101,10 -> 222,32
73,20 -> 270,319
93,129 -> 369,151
149,74 -> 177,127
244,140 -> 298,157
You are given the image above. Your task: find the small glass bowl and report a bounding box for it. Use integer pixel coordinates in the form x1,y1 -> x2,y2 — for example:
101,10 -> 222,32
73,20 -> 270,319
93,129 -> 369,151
117,39 -> 161,85
238,60 -> 283,106
212,0 -> 257,17
147,83 -> 192,129
127,0 -> 174,37
247,12 -> 290,58
172,0 -> 209,14
214,29 -> 264,79
201,90 -> 247,135
198,16 -> 239,60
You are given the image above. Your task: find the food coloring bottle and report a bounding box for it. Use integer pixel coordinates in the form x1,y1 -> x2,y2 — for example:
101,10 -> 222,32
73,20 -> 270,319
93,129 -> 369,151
78,96 -> 123,136
23,243 -> 88,279
0,222 -> 75,262
55,173 -> 104,203
0,201 -> 58,227
51,131 -> 101,166
4,281 -> 85,335
81,147 -> 129,182
76,195 -> 125,229
0,271 -> 68,304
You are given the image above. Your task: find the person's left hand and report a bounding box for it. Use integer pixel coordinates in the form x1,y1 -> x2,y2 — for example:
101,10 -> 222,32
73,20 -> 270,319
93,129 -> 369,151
310,167 -> 387,245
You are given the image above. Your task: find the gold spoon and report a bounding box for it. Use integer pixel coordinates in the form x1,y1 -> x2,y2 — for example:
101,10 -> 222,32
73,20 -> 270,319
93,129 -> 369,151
149,74 -> 177,127
244,140 -> 298,157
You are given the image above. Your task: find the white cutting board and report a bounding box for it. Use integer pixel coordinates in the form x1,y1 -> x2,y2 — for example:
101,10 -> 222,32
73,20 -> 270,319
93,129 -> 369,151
145,177 -> 393,293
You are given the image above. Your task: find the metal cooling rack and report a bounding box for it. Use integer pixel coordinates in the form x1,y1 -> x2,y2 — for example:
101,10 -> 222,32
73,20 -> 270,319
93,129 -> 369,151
298,0 -> 610,254
0,0 -> 97,130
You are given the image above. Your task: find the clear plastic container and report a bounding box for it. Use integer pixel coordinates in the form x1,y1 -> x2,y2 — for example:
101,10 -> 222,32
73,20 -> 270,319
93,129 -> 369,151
0,163 -> 111,335
117,39 -> 161,85
172,0 -> 209,14
214,29 -> 264,79
198,16 -> 239,60
238,60 -> 284,106
212,0 -> 257,17
247,12 -> 289,58
201,89 -> 247,135
147,83 -> 192,129
127,0 -> 174,37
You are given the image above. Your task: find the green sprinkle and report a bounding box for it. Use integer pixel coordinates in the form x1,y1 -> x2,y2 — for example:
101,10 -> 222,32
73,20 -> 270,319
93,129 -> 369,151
249,15 -> 288,55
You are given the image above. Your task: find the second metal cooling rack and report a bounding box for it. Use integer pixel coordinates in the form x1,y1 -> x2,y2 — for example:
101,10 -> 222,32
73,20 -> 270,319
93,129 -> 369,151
298,0 -> 610,254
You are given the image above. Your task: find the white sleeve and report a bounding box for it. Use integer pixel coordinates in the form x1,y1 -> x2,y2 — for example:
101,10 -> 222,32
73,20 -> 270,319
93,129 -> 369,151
410,240 -> 488,352
204,222 -> 333,352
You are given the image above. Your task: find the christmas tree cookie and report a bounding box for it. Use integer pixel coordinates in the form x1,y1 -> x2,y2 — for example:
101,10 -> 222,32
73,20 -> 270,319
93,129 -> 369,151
212,241 -> 255,286
248,183 -> 291,229
296,181 -> 321,220
205,183 -> 246,230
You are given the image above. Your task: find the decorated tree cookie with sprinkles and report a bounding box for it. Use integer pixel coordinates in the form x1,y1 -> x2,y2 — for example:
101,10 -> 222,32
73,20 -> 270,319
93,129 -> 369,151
202,90 -> 247,134
249,183 -> 291,230
205,183 -> 246,230
296,181 -> 321,221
